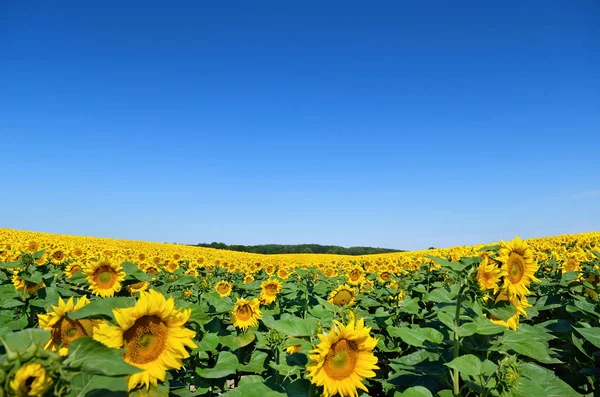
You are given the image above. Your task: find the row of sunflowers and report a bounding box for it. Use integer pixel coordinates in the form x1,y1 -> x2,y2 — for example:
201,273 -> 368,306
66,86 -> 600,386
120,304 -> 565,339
0,228 -> 599,396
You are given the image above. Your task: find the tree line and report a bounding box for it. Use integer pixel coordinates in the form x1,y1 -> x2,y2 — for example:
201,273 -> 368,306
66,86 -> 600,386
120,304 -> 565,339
193,242 -> 403,255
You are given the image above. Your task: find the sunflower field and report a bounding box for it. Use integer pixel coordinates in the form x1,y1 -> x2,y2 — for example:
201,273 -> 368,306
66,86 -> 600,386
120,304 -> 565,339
0,228 -> 599,397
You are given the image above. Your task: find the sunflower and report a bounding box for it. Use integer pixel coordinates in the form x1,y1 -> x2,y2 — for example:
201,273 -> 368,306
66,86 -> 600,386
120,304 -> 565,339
243,275 -> 254,284
346,266 -> 365,286
38,296 -> 98,355
144,263 -> 161,276
487,292 -> 530,330
497,236 -> 539,297
93,290 -> 197,391
307,318 -> 379,397
231,298 -> 261,331
214,280 -> 233,297
559,254 -> 582,276
476,256 -> 504,294
163,260 -> 179,273
376,271 -> 393,284
10,362 -> 53,397
328,285 -> 357,307
84,257 -> 125,297
265,264 -> 276,275
584,273 -> 600,300
65,262 -> 84,278
259,279 -> 282,304
277,268 -> 291,280
26,240 -> 39,253
12,271 -> 45,294
50,249 -> 65,264
184,268 -> 199,277
127,281 -> 150,294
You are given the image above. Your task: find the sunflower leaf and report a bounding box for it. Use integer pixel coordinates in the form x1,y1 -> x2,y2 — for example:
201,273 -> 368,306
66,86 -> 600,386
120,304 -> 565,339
195,351 -> 239,379
68,297 -> 133,321
64,337 -> 141,376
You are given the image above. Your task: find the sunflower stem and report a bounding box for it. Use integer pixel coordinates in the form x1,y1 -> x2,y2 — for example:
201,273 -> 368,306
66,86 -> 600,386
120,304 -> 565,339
453,285 -> 467,397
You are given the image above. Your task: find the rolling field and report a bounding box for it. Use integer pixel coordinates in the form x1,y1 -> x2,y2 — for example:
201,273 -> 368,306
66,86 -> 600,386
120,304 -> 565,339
0,228 -> 599,397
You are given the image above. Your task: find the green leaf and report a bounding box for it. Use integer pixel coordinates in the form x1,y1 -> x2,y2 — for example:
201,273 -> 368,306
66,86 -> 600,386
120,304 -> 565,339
486,300 -> 518,322
240,350 -> 268,373
474,316 -> 509,335
478,245 -> 500,252
68,297 -> 133,320
388,326 -> 443,347
122,261 -> 153,282
574,327 -> 600,349
0,260 -> 23,269
196,332 -> 219,352
67,373 -> 128,397
219,331 -> 256,351
19,271 -> 43,284
1,329 -> 50,353
129,383 -> 170,397
445,354 -> 497,377
427,287 -> 456,303
166,275 -> 197,287
195,351 -> 239,379
64,337 -> 141,376
426,255 -> 468,273
397,386 -> 433,397
495,330 -> 561,364
225,381 -> 285,397
519,362 -> 581,397
261,314 -> 318,337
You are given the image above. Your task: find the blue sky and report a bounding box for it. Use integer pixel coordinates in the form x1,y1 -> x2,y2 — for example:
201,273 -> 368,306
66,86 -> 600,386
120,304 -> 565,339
1,1 -> 599,250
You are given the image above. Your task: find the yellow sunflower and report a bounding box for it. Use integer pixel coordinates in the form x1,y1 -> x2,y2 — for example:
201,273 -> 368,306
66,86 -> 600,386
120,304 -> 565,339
346,266 -> 365,286
65,262 -> 84,278
143,263 -> 161,276
559,254 -> 582,276
243,275 -> 255,284
12,271 -> 45,294
84,258 -> 125,297
231,298 -> 261,331
164,261 -> 179,273
277,268 -> 291,280
376,271 -> 393,284
38,296 -> 98,355
184,268 -> 199,277
10,362 -> 53,397
93,290 -> 197,391
497,236 -> 539,297
127,281 -> 150,294
307,318 -> 379,397
26,240 -> 39,253
259,279 -> 282,305
328,285 -> 357,307
476,256 -> 504,294
214,280 -> 233,297
487,292 -> 530,330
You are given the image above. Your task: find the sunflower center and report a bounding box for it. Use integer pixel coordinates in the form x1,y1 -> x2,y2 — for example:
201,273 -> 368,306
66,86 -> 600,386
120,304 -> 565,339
332,290 -> 353,306
124,315 -> 168,365
507,253 -> 525,283
380,272 -> 391,281
55,317 -> 91,347
265,285 -> 277,296
216,285 -> 229,294
94,265 -> 117,288
565,259 -> 578,272
323,339 -> 358,380
236,305 -> 252,321
349,270 -> 361,281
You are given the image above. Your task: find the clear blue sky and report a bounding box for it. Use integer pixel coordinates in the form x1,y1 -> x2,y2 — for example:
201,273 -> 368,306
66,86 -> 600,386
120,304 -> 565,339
1,1 -> 599,250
